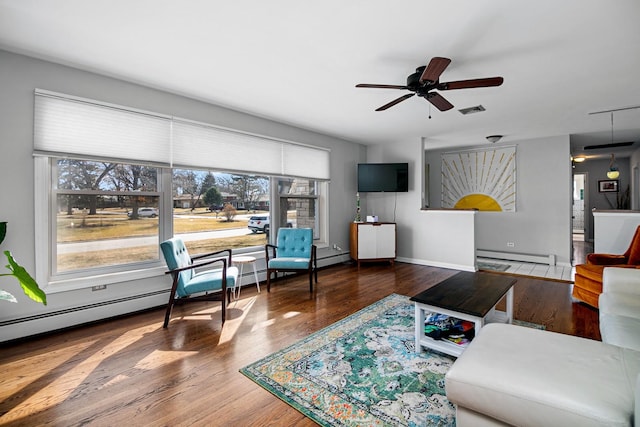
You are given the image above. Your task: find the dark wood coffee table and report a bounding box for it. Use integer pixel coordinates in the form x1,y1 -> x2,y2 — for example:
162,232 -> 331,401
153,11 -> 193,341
410,271 -> 516,357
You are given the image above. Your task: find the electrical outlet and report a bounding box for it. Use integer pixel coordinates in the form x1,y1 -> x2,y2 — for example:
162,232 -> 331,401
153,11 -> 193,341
333,244 -> 343,251
92,285 -> 107,291
507,242 -> 515,247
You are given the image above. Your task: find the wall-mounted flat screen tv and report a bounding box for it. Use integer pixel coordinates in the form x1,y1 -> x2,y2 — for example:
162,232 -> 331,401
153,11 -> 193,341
357,163 -> 409,192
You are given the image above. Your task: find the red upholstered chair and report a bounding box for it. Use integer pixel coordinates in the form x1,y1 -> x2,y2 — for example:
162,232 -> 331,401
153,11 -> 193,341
573,226 -> 640,308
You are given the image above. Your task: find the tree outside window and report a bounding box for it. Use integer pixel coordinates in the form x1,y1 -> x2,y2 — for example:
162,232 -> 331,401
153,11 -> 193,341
54,159 -> 160,273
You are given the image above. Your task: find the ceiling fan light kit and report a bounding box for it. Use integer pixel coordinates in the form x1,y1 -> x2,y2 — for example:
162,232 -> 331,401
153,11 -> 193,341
356,56 -> 503,113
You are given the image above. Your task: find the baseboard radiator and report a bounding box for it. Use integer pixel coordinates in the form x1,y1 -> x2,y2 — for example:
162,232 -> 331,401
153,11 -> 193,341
0,290 -> 170,343
477,249 -> 556,266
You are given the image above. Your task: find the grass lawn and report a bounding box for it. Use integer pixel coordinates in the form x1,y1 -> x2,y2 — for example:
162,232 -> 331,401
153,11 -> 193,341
57,208 -> 260,242
55,208 -> 268,271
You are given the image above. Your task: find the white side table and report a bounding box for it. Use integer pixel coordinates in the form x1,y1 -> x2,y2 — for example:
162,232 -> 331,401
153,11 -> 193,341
232,256 -> 260,299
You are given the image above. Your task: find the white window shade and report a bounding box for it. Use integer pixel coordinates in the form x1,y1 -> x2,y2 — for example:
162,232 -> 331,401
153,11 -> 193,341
34,90 -> 172,165
283,143 -> 330,180
172,119 -> 330,179
171,120 -> 283,175
34,90 -> 330,179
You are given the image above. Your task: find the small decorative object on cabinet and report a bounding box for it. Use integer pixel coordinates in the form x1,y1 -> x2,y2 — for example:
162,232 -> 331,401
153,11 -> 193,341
349,222 -> 396,267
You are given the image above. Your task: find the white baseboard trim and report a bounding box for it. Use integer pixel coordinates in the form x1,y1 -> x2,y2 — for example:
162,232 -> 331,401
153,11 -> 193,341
396,256 -> 476,272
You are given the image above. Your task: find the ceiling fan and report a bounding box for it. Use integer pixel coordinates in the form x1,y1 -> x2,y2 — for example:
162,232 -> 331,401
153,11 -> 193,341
356,57 -> 503,112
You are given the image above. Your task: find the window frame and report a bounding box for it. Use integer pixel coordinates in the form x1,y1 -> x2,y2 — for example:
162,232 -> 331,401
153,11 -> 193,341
35,158 -> 328,294
35,157 -> 170,293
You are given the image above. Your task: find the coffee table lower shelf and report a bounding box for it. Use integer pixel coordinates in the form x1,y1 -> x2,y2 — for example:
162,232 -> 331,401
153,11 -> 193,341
414,300 -> 512,358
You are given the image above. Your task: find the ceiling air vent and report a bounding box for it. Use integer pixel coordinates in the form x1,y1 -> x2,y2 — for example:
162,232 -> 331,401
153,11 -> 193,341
458,105 -> 486,115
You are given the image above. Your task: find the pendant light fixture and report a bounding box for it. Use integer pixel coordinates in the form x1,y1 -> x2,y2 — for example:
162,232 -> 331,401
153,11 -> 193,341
607,153 -> 619,179
607,113 -> 620,179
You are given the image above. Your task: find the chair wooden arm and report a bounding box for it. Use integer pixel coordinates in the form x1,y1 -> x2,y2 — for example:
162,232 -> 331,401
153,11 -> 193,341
191,248 -> 233,265
265,244 -> 278,262
164,257 -> 227,275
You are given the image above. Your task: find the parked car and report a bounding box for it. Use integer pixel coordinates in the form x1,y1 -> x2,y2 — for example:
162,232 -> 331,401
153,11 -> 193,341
247,216 -> 292,233
128,207 -> 158,218
208,205 -> 223,212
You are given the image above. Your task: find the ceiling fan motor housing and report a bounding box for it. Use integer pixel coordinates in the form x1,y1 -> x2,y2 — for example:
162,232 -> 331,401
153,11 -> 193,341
408,66 -> 434,97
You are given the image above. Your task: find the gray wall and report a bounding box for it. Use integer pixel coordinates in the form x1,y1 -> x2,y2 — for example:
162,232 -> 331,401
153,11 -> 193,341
0,50 -> 366,341
0,48 -> 578,341
363,135 -> 573,267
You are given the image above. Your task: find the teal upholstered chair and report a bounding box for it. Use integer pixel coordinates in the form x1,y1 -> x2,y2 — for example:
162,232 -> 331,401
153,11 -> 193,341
265,228 -> 317,292
160,237 -> 238,328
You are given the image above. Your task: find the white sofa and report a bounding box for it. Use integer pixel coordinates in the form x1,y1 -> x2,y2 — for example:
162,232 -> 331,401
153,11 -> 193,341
444,267 -> 640,427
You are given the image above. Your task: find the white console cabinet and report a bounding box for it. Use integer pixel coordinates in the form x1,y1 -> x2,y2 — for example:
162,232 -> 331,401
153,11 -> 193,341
349,222 -> 396,267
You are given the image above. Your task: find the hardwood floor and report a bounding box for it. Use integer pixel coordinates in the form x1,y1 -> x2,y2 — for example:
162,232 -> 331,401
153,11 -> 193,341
0,262 -> 600,426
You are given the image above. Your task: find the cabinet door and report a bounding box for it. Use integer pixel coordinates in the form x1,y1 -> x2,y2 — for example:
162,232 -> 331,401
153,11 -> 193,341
358,225 -> 378,258
375,224 -> 396,258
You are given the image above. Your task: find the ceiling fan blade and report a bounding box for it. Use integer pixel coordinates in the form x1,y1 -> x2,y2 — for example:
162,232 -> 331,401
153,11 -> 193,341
426,92 -> 454,111
375,93 -> 415,111
420,57 -> 451,83
356,84 -> 408,89
438,77 -> 504,90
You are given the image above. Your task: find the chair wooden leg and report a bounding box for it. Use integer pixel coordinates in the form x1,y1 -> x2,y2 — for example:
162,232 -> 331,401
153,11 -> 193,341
163,293 -> 176,328
309,269 -> 313,292
221,296 -> 226,324
267,269 -> 271,292
164,275 -> 180,328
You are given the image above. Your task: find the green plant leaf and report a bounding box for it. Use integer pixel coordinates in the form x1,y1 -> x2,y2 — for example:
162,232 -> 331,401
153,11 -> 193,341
4,250 -> 47,305
0,222 -> 6,246
0,289 -> 17,303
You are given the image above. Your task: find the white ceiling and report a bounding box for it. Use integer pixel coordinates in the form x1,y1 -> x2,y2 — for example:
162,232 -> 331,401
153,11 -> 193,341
1,0 -> 640,158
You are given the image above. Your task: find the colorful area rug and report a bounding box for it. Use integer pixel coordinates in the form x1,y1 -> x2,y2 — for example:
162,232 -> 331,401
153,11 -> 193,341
241,294 -> 542,426
241,294 -> 455,426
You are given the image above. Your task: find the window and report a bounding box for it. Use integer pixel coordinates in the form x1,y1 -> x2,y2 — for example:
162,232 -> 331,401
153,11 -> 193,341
51,158 -> 163,275
34,90 -> 330,291
170,170 -> 327,256
276,178 -> 322,240
36,158 -> 328,291
171,168 -> 272,255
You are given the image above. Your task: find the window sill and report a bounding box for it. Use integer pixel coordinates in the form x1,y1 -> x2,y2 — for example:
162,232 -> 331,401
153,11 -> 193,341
44,265 -> 167,294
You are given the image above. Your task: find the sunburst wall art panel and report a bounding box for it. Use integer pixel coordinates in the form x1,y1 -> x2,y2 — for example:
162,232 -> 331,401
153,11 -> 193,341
441,146 -> 516,212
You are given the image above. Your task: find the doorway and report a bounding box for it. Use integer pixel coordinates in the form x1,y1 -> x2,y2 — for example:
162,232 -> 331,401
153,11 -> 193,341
572,172 -> 591,265
573,173 -> 586,235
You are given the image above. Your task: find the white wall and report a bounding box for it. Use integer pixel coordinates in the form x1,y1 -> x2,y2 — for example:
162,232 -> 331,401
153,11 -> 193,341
363,135 -> 573,267
0,50 -> 366,341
